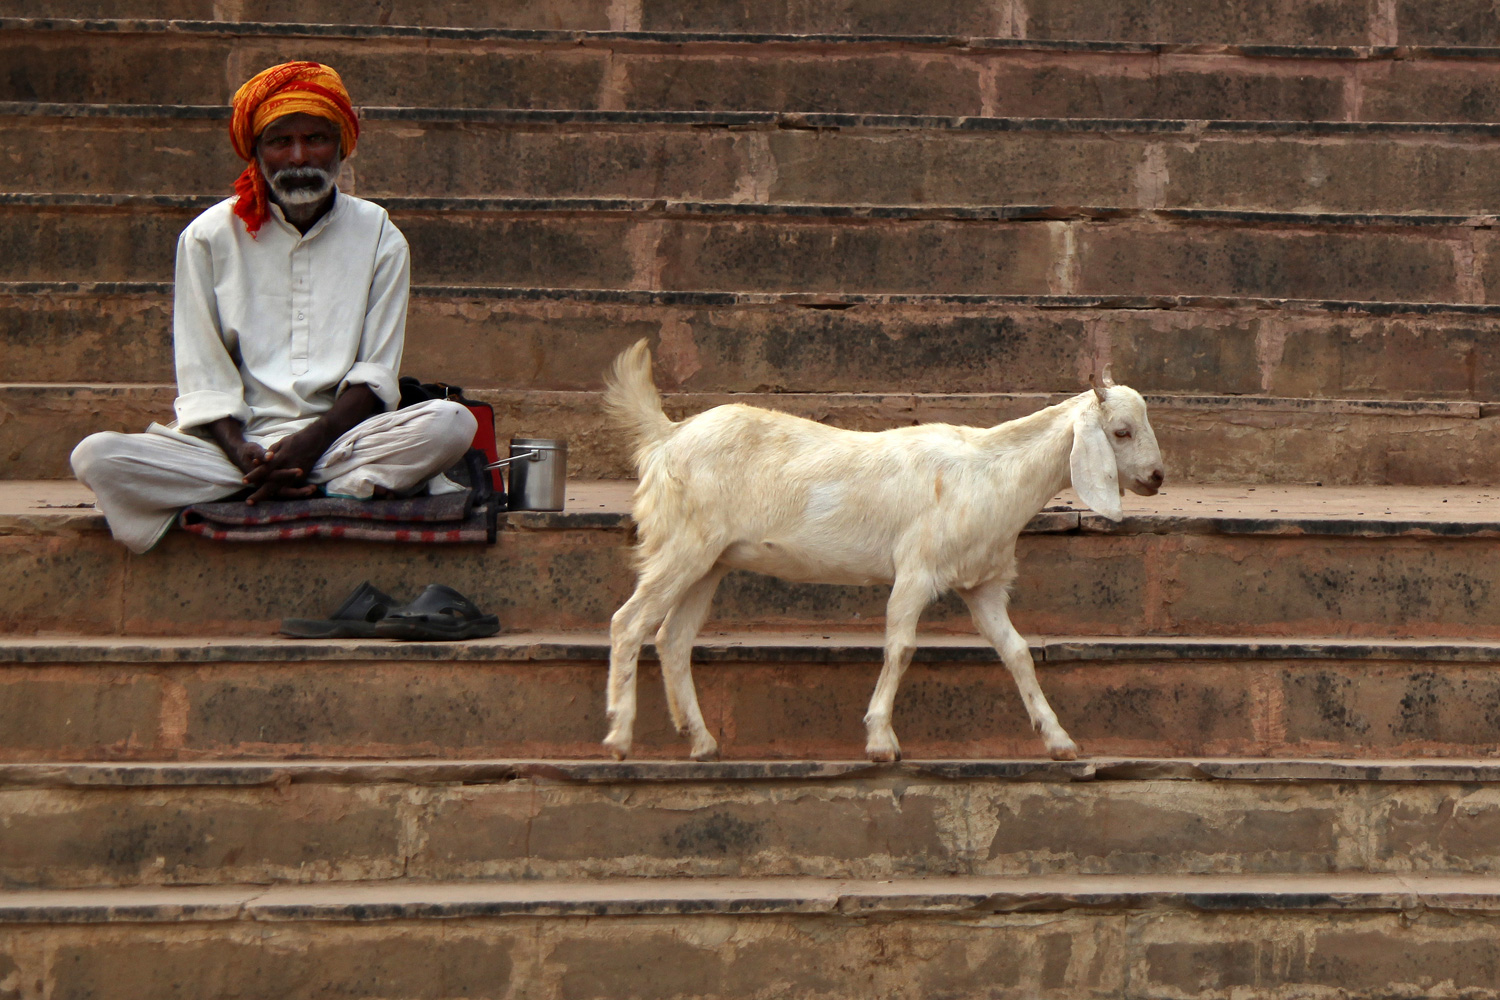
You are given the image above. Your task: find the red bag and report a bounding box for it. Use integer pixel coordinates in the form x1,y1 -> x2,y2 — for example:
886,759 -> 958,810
462,397 -> 502,492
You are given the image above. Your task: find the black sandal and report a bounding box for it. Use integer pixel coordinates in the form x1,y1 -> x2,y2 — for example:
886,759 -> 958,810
281,581 -> 399,639
373,584 -> 501,641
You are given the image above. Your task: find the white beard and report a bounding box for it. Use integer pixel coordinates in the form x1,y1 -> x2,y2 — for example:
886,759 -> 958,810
261,157 -> 341,207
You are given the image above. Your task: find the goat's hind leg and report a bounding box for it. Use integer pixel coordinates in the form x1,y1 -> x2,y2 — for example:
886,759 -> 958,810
960,579 -> 1079,760
604,553 -> 718,760
654,565 -> 728,760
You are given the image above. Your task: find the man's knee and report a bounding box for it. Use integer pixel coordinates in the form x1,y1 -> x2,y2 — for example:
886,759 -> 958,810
70,431 -> 129,485
423,400 -> 478,455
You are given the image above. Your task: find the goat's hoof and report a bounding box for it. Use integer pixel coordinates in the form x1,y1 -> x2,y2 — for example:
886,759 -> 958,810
689,741 -> 720,762
602,735 -> 632,761
865,740 -> 902,763
1047,739 -> 1080,762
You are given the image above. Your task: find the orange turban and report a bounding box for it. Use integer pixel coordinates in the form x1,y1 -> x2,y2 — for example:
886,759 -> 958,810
229,61 -> 360,235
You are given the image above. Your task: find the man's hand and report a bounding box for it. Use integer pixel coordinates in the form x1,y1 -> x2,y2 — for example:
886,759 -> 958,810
208,417 -> 268,475
229,440 -> 269,475
241,384 -> 385,503
242,424 -> 328,504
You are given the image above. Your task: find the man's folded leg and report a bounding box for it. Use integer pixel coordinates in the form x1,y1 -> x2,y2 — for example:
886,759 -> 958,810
311,399 -> 478,499
70,426 -> 249,554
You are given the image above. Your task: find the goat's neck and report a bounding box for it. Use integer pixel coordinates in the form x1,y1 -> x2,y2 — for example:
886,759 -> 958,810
976,394 -> 1085,514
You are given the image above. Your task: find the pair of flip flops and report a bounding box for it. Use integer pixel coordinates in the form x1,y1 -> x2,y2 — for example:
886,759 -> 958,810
281,581 -> 500,641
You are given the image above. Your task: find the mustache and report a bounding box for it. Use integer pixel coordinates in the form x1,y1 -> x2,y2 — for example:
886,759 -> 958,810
270,165 -> 334,189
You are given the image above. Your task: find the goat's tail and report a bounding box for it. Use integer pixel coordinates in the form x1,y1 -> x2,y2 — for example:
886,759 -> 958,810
603,339 -> 676,467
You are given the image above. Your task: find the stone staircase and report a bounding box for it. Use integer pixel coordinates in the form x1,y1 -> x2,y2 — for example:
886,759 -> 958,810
5,4 -> 1500,997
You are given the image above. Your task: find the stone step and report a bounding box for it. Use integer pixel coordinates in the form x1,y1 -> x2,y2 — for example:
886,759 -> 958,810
9,18 -> 1500,122
0,873 -> 1497,998
9,383 -> 1497,483
5,629 -> 1500,760
10,477 -> 1500,638
13,106 -> 1500,218
2,1 -> 1495,48
8,282 -> 1500,403
3,758 -> 1499,889
0,1 -> 1482,45
5,197 -> 1499,304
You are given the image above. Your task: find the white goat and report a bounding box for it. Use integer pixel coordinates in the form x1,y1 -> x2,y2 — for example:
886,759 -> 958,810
601,339 -> 1165,762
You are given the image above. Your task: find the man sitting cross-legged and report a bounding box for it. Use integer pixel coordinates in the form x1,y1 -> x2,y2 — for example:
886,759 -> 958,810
72,61 -> 476,553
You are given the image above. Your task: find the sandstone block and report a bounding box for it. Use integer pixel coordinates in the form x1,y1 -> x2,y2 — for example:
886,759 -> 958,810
0,208 -> 185,282
0,385 -> 174,480
1376,787 -> 1500,872
1282,664 -> 1500,754
399,214 -> 643,289
1360,61 -> 1500,124
0,292 -> 173,385
1075,224 -> 1463,302
763,131 -> 1148,207
1138,913 -> 1500,996
50,930 -> 518,1000
988,59 -> 1346,121
0,668 -> 160,758
657,218 -> 1058,294
238,0 -> 614,29
0,785 -> 405,888
1020,0 -> 1380,46
180,661 -> 639,756
0,533 -> 124,635
1396,0 -> 1500,45
619,52 -> 985,115
1161,534 -> 1500,638
1162,135 -> 1500,216
637,0 -> 1007,35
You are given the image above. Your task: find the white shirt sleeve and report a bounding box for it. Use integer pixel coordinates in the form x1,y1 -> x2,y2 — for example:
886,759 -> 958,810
338,216 -> 409,411
171,226 -> 253,431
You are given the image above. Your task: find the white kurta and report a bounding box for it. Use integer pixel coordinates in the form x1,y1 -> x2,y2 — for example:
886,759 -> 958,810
172,190 -> 409,441
72,191 -> 478,553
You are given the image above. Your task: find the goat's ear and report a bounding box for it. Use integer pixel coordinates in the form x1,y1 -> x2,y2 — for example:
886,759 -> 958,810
1070,406 -> 1123,521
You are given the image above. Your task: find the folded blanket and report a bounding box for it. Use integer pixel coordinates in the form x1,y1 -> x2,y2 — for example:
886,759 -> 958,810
178,450 -> 499,544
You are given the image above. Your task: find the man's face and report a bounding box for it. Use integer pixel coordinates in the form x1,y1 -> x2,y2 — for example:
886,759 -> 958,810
256,112 -> 342,206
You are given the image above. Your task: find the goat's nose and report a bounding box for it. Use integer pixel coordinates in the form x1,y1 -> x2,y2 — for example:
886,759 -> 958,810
1148,469 -> 1165,487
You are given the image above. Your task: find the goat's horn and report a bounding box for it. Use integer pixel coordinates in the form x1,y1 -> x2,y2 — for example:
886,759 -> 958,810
1089,373 -> 1107,403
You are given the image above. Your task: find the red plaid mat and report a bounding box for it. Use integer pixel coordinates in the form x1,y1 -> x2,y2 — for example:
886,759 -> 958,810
178,451 -> 499,544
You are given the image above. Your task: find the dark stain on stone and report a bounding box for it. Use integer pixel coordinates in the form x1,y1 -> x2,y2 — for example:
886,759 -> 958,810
1039,932 -> 1074,988
666,811 -> 766,856
1145,940 -> 1259,990
1294,567 -> 1351,615
1291,672 -> 1369,736
1396,670 -> 1441,737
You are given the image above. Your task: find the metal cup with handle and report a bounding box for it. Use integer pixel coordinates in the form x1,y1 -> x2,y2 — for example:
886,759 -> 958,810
485,438 -> 567,511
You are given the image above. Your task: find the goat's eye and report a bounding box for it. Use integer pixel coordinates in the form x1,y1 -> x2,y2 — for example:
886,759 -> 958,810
1113,429 -> 1132,439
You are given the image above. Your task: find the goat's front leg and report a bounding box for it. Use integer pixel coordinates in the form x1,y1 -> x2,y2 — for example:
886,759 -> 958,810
603,591 -> 650,761
960,579 -> 1079,760
863,573 -> 934,762
654,566 -> 728,761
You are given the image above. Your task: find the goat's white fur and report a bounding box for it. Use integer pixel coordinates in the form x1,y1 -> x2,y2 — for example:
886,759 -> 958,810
602,339 -> 1165,761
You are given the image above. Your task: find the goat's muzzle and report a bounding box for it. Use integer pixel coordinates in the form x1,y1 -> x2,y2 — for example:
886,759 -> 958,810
1130,468 -> 1165,496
